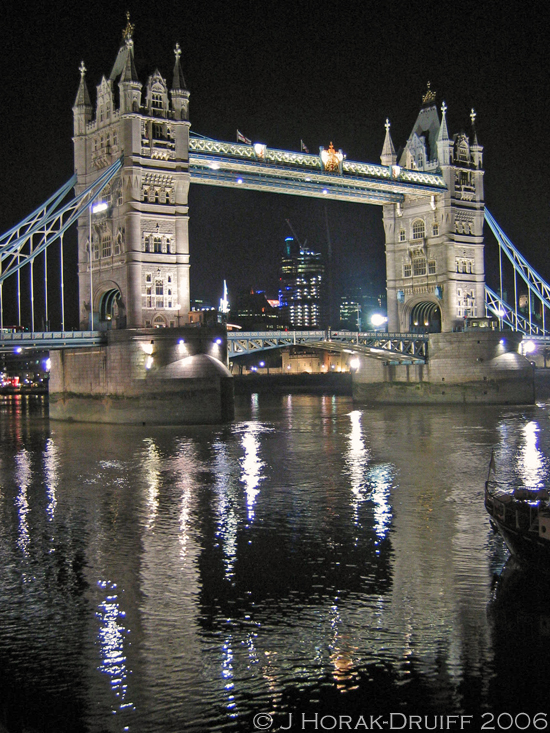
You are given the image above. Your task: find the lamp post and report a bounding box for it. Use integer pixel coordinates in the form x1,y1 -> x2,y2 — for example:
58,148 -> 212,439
88,200 -> 108,330
88,203 -> 93,330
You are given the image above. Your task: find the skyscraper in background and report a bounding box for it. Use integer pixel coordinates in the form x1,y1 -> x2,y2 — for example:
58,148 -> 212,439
278,237 -> 326,328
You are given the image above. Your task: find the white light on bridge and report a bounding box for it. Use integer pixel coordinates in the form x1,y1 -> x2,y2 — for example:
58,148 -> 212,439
236,178 -> 243,184
370,314 -> 388,328
524,340 -> 536,354
209,162 -> 220,170
350,358 -> 360,370
92,202 -> 108,214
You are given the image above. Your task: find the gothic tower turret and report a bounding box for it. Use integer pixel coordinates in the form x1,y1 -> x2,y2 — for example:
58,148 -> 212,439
383,84 -> 485,333
73,14 -> 191,330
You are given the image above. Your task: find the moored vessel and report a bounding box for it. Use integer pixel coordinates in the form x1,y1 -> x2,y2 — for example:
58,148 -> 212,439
485,468 -> 550,571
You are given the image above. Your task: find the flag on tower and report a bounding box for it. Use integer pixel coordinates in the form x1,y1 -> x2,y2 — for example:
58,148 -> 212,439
237,130 -> 252,145
301,140 -> 309,153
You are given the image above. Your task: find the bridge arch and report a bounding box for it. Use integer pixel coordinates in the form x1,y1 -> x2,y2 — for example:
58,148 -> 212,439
98,285 -> 125,329
408,299 -> 441,333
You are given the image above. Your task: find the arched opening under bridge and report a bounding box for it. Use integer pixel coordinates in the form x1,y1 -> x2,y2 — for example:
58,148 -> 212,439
99,288 -> 125,329
409,301 -> 441,333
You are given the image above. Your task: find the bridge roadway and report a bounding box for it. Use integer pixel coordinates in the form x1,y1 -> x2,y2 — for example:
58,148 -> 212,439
3,329 -> 550,363
0,329 -> 429,364
188,137 -> 446,205
227,330 -> 429,364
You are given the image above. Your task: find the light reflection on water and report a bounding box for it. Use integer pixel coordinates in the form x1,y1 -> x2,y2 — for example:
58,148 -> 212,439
0,395 -> 549,731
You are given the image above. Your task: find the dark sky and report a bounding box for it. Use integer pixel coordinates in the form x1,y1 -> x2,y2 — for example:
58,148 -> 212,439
1,0 -> 550,321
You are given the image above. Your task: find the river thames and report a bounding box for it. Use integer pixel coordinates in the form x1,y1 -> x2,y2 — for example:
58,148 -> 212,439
0,392 -> 549,732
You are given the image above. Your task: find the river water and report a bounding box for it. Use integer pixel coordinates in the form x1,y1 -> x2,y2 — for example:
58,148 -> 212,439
0,393 -> 549,733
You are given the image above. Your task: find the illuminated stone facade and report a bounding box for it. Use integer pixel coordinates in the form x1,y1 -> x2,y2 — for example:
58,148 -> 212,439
382,88 -> 485,333
72,18 -> 191,329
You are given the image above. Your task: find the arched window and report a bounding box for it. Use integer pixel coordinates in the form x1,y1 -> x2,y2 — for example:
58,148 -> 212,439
432,222 -> 439,236
153,237 -> 162,254
101,230 -> 111,258
155,279 -> 164,308
412,219 -> 425,240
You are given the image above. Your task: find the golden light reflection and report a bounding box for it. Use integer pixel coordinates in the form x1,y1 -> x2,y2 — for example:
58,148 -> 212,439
519,421 -> 545,487
15,449 -> 31,557
96,579 -> 135,716
143,438 -> 161,531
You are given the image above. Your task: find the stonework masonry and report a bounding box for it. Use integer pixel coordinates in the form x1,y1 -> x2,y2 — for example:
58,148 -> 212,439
49,326 -> 234,424
352,332 -> 535,404
73,21 -> 191,331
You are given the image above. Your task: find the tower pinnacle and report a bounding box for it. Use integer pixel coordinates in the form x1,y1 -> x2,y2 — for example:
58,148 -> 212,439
380,118 -> 397,166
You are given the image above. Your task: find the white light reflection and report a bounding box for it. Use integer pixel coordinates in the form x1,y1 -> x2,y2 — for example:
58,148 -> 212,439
519,421 -> 545,487
96,579 -> 135,716
221,639 -> 237,716
213,441 -> 239,580
345,411 -> 392,542
367,465 -> 393,542
240,422 -> 269,521
15,449 -> 31,557
345,411 -> 371,527
43,438 -> 59,522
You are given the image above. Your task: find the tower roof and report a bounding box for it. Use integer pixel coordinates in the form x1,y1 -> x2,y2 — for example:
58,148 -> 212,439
172,43 -> 188,91
399,83 -> 441,167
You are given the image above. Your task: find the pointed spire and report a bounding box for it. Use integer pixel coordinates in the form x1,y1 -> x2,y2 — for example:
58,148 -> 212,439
74,60 -> 92,108
470,107 -> 479,145
437,101 -> 450,142
436,101 -> 453,167
381,118 -> 397,166
172,43 -> 187,91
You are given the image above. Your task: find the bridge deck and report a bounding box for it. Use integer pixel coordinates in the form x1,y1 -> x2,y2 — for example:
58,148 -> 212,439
189,138 -> 446,205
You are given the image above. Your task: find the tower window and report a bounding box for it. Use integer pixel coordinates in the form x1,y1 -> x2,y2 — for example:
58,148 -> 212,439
412,219 -> 425,240
153,237 -> 162,254
413,258 -> 427,276
155,279 -> 164,308
403,263 -> 412,278
432,223 -> 439,236
428,260 -> 436,275
101,231 -> 111,259
399,229 -> 406,242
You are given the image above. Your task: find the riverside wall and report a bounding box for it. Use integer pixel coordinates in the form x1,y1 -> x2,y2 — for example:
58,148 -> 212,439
352,331 -> 535,405
49,326 -> 234,424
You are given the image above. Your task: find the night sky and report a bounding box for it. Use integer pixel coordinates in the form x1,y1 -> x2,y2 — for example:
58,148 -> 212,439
1,0 -> 549,324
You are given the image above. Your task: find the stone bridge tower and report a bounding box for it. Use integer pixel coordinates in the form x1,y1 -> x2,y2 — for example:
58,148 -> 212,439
382,85 -> 485,333
72,15 -> 191,330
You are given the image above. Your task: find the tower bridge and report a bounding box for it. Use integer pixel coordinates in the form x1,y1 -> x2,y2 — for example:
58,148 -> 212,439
0,16 -> 547,418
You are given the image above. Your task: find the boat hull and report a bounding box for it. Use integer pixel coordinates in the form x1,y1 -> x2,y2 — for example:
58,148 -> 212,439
490,516 -> 550,573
